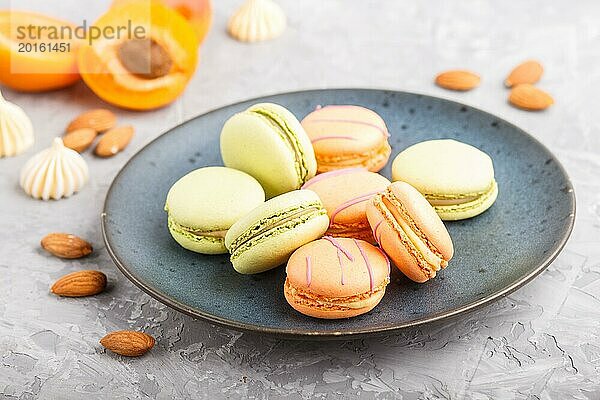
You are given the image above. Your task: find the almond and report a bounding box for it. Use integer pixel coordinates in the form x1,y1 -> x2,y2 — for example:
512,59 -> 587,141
41,233 -> 93,259
435,70 -> 480,91
94,125 -> 135,158
100,330 -> 155,357
505,60 -> 543,87
509,84 -> 554,111
51,270 -> 107,297
63,128 -> 98,153
67,109 -> 117,133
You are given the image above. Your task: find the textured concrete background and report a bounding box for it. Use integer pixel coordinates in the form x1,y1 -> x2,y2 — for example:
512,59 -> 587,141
1,0 -> 599,399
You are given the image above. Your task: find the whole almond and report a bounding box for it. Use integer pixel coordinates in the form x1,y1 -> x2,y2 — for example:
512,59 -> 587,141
435,70 -> 480,91
63,128 -> 98,153
100,330 -> 155,357
41,233 -> 93,259
67,109 -> 117,133
94,125 -> 135,158
51,270 -> 107,297
509,84 -> 554,111
505,60 -> 543,87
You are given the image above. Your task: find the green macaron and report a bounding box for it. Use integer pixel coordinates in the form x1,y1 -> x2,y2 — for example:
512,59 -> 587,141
165,167 -> 265,254
220,103 -> 317,198
391,139 -> 498,220
225,190 -> 329,274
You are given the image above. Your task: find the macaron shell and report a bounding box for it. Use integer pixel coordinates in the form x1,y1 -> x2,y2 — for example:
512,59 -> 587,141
301,105 -> 391,172
230,213 -> 329,274
366,204 -> 431,283
221,112 -> 302,198
302,105 -> 387,154
225,190 -> 324,249
284,283 -> 385,319
249,102 -> 318,182
302,168 -> 390,241
435,180 -> 499,221
225,190 -> 329,274
391,139 -> 495,195
387,182 -> 454,260
367,182 -> 454,283
165,167 -> 265,230
286,238 -> 390,298
360,143 -> 391,172
168,226 -> 227,254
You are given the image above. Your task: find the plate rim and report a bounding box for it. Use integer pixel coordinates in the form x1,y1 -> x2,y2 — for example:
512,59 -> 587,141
101,88 -> 576,339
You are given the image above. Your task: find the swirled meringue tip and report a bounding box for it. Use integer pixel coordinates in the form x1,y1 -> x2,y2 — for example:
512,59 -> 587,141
0,90 -> 34,158
228,0 -> 287,43
20,137 -> 89,201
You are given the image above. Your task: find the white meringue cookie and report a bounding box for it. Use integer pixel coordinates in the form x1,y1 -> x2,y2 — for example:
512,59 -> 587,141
228,0 -> 286,43
0,90 -> 34,157
20,138 -> 89,201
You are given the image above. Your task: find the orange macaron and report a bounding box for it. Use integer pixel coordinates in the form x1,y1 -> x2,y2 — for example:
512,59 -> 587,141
301,105 -> 391,173
284,237 -> 390,319
366,181 -> 454,283
302,168 -> 390,242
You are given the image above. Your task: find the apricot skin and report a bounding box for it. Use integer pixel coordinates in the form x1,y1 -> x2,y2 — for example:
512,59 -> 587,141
0,11 -> 81,92
111,0 -> 212,45
78,2 -> 198,110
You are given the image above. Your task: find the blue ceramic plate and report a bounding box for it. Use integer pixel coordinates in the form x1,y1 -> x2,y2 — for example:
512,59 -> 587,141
102,89 -> 575,338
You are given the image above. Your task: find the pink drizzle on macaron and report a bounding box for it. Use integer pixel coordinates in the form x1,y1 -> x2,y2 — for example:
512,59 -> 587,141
329,190 -> 382,225
311,135 -> 358,144
304,105 -> 390,138
375,246 -> 391,277
305,118 -> 390,138
301,167 -> 366,189
336,249 -> 346,285
324,236 -> 355,285
371,219 -> 390,277
372,220 -> 383,244
323,236 -> 354,261
306,256 -> 312,287
353,239 -> 374,292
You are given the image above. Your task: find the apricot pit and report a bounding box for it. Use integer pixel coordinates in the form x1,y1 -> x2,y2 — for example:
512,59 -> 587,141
117,38 -> 173,79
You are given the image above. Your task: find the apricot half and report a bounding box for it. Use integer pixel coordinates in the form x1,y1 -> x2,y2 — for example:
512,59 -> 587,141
78,1 -> 198,110
112,0 -> 212,45
0,11 -> 81,92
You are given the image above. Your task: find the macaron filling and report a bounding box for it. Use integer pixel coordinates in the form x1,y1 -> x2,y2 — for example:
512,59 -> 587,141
316,141 -> 391,170
426,180 -> 498,214
167,217 -> 228,244
328,222 -> 373,242
228,203 -> 327,260
284,278 -> 389,311
373,190 -> 447,276
250,108 -> 311,186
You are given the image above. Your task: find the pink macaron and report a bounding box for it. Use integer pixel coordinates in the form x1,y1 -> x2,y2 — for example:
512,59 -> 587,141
367,181 -> 454,283
302,168 -> 390,242
284,237 -> 390,319
301,105 -> 392,173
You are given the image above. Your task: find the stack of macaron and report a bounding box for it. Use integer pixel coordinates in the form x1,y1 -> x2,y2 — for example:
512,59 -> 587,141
164,102 -> 499,320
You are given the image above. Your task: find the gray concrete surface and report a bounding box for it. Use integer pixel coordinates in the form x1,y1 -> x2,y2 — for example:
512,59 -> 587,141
1,0 -> 599,398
